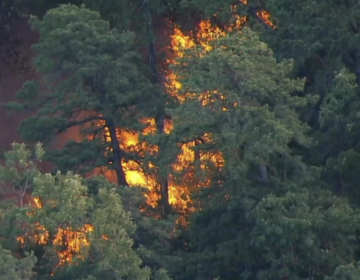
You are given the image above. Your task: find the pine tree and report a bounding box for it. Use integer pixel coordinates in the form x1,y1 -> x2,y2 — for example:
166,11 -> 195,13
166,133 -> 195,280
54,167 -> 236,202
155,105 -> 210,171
169,26 -> 309,199
0,143 -> 172,279
184,0 -> 360,206
84,0 -> 181,216
0,245 -> 36,280
326,262 -> 360,280
318,69 -> 360,203
7,4 -> 156,186
168,27 -> 360,279
255,0 -> 360,206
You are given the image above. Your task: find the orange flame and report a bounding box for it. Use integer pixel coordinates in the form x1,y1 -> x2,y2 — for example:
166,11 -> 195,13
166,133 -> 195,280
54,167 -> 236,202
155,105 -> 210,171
53,224 -> 94,266
95,17 -> 255,219
17,197 -> 102,269
14,8 -> 275,271
239,0 -> 275,28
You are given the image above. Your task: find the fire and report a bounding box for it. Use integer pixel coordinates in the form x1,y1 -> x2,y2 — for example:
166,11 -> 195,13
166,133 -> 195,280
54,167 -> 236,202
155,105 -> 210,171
96,10 -> 273,217
53,224 -> 94,266
257,10 -> 275,28
32,223 -> 49,245
239,0 -> 275,28
170,27 -> 195,56
33,197 -> 42,208
13,3 -> 275,271
94,119 -> 159,207
17,197 -> 101,269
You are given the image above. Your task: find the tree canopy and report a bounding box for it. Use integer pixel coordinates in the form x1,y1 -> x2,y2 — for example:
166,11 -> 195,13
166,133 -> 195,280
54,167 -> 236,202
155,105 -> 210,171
2,1 -> 360,279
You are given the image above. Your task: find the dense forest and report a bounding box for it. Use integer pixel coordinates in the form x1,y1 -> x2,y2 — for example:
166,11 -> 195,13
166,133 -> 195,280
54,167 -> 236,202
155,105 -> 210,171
1,0 -> 360,279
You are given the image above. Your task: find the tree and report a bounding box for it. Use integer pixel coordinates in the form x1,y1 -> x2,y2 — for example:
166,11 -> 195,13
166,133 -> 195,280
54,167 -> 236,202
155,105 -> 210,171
318,69 -> 360,203
31,172 -> 150,280
83,0 -> 189,217
167,27 -> 360,279
0,143 -> 171,279
0,142 -> 42,207
254,0 -> 360,209
7,4 -> 156,186
326,262 -> 360,280
179,0 -> 273,30
0,245 -> 36,280
184,0 -> 360,209
169,27 -> 309,199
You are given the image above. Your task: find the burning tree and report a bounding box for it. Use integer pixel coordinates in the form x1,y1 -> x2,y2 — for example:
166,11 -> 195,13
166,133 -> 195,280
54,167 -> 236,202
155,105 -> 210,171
5,0 -> 276,220
7,4 -> 156,187
0,143 -> 168,280
168,27 -> 360,279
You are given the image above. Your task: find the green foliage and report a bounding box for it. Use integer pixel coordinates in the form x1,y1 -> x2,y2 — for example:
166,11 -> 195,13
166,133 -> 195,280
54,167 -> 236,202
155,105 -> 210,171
30,173 -> 150,279
248,187 -> 359,279
170,27 -> 309,182
326,262 -> 360,280
5,0 -> 360,279
261,0 -> 360,170
264,0 -> 360,63
0,244 -> 36,280
116,184 -> 177,279
84,177 -> 176,279
179,0 -> 269,29
0,142 -> 43,206
0,143 -> 173,280
7,4 -> 156,185
168,27 -> 360,280
317,68 -> 360,202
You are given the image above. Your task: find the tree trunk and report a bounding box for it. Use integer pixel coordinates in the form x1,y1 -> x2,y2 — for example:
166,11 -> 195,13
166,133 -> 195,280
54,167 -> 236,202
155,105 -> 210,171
106,118 -> 128,186
143,0 -> 170,216
259,162 -> 268,183
156,113 -> 171,216
96,82 -> 128,187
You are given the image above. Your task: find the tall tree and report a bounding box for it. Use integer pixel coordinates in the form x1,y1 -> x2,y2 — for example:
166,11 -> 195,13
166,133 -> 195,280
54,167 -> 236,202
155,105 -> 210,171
318,69 -> 360,203
7,4 -> 156,186
260,0 -> 360,205
168,27 -> 360,279
183,0 -> 360,208
85,0 -> 179,216
169,26 -> 310,200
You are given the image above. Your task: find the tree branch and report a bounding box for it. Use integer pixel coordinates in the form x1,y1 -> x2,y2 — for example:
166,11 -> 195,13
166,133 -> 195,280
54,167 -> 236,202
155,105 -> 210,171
66,115 -> 104,128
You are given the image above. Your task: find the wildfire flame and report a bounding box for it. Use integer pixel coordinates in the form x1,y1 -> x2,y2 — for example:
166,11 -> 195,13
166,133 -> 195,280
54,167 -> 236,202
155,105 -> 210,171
99,19 -> 237,218
15,5 -> 275,267
16,197 -> 103,270
98,9 -> 274,217
53,224 -> 94,266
